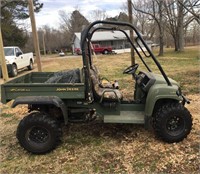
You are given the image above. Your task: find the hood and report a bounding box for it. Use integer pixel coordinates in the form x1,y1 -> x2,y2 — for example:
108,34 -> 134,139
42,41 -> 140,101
151,73 -> 179,86
5,56 -> 15,64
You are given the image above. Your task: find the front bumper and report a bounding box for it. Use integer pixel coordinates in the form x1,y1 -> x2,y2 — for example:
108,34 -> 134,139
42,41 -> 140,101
0,64 -> 13,76
182,94 -> 190,105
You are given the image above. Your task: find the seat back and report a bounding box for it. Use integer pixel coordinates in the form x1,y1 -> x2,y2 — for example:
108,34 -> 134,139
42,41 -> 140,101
90,68 -> 122,101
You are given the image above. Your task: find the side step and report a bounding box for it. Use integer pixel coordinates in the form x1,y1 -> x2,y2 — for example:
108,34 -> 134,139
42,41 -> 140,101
104,111 -> 145,124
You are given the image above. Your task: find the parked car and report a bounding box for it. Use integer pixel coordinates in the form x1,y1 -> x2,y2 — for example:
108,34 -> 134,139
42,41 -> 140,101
1,46 -> 34,77
92,44 -> 112,54
74,44 -> 113,55
74,48 -> 82,55
59,51 -> 65,56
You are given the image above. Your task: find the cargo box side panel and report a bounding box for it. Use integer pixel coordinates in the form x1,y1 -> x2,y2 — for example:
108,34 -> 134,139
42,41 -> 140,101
1,84 -> 7,104
2,84 -> 85,102
5,73 -> 33,84
30,72 -> 55,83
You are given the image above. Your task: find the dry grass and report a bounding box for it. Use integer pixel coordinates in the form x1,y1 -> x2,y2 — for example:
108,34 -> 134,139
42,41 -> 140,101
0,46 -> 199,173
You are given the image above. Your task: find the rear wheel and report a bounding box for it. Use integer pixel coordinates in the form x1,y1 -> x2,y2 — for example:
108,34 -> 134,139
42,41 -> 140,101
10,64 -> 18,77
16,112 -> 62,154
27,60 -> 33,70
153,103 -> 192,143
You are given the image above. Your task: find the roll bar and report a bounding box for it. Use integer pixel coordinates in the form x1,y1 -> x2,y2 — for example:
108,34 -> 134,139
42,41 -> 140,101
81,20 -> 172,96
88,27 -> 151,72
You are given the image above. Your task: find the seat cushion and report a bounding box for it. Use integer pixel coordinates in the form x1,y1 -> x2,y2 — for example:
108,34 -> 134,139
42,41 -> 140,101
90,69 -> 122,101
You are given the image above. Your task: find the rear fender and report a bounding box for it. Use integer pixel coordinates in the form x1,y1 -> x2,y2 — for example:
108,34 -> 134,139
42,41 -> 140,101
145,84 -> 182,117
12,96 -> 68,124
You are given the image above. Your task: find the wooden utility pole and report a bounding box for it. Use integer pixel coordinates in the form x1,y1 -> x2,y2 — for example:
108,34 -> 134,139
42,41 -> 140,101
128,0 -> 135,65
0,28 -> 9,82
43,32 -> 46,56
28,0 -> 42,72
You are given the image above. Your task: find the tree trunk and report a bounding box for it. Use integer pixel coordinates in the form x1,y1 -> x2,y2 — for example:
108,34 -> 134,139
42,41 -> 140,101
158,0 -> 164,56
159,35 -> 164,56
174,38 -> 179,51
177,0 -> 184,51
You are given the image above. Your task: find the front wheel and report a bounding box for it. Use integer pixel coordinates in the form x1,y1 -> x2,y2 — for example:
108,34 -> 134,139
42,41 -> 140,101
153,103 -> 192,143
16,112 -> 62,154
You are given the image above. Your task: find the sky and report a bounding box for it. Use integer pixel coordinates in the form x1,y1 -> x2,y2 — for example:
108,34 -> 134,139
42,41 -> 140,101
33,0 -> 127,29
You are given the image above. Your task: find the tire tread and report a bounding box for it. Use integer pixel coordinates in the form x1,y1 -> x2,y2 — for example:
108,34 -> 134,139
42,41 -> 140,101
16,112 -> 62,154
153,103 -> 192,143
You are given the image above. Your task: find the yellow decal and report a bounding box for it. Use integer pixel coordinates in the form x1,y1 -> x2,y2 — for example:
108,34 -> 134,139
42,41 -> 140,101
56,87 -> 79,91
10,88 -> 31,92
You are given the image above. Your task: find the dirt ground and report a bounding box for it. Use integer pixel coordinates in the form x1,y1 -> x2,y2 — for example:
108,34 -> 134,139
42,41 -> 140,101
0,94 -> 199,173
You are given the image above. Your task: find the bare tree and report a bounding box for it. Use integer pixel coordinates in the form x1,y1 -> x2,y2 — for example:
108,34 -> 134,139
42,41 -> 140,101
131,2 -> 156,41
132,0 -> 165,56
32,26 -> 68,54
164,0 -> 182,51
177,0 -> 200,24
59,10 -> 90,39
59,10 -> 70,32
59,9 -> 90,52
164,0 -> 200,51
89,9 -> 108,22
184,21 -> 200,46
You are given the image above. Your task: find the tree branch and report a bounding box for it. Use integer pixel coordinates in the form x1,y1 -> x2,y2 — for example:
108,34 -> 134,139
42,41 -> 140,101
131,1 -> 160,25
131,2 -> 154,19
0,0 -> 16,9
177,0 -> 200,22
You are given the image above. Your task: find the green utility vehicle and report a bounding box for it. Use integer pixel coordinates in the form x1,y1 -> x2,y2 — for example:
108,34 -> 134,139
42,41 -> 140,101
1,21 -> 192,154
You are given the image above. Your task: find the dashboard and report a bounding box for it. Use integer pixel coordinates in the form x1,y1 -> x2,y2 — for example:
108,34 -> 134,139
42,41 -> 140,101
136,71 -> 156,92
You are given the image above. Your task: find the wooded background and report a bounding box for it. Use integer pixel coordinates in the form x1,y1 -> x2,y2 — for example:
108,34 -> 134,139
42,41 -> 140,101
1,0 -> 199,55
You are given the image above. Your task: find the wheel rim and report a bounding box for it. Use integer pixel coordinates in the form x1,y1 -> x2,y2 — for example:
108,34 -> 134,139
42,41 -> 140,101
26,126 -> 49,144
166,115 -> 184,136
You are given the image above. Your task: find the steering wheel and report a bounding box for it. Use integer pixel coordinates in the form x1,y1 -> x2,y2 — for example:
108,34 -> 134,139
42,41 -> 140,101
123,64 -> 139,75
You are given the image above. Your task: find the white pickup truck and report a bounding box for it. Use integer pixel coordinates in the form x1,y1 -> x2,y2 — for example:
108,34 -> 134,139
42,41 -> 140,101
2,46 -> 34,77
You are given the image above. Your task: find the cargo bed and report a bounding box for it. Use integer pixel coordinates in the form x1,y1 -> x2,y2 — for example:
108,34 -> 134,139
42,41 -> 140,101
1,72 -> 85,104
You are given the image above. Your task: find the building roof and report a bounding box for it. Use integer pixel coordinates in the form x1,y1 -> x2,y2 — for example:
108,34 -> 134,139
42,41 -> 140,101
74,30 -> 136,42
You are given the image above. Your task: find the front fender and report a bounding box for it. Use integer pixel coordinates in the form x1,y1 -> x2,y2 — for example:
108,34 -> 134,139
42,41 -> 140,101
145,84 -> 182,116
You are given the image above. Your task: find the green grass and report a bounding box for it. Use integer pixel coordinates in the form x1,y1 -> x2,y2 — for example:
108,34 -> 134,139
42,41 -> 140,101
161,47 -> 199,59
1,113 -> 13,118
